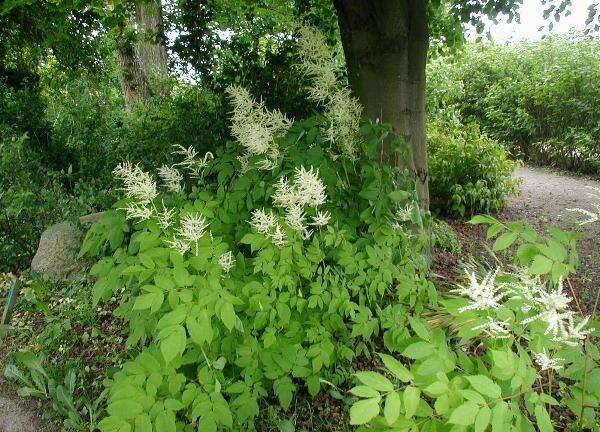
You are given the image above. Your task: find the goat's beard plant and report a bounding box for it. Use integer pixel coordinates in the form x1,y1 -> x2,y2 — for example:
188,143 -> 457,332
83,25 -> 429,431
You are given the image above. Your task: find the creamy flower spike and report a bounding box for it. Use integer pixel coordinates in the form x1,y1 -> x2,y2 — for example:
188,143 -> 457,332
158,164 -> 183,192
472,317 -> 511,339
173,144 -> 213,178
311,210 -> 331,226
452,269 -> 508,312
218,251 -> 235,273
226,85 -> 291,170
296,25 -> 361,157
533,349 -> 564,371
165,213 -> 210,256
113,162 -> 157,205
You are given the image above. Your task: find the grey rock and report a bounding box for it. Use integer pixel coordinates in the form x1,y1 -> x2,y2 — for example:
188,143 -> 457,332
30,222 -> 83,280
79,211 -> 105,225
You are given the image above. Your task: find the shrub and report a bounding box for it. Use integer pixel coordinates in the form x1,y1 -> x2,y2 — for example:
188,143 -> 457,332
428,119 -> 521,216
427,36 -> 600,174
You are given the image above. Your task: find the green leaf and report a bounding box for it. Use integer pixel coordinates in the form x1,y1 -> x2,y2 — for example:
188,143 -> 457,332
469,215 -> 499,225
534,404 -> 553,432
349,397 -> 380,425
155,410 -> 176,432
492,232 -> 518,251
107,400 -> 142,419
220,303 -> 236,331
466,375 -> 502,399
529,254 -> 553,275
401,342 -> 434,359
273,377 -> 295,409
403,386 -> 420,419
133,292 -> 163,311
355,371 -> 394,392
378,353 -> 413,382
408,316 -> 432,341
384,391 -> 401,425
349,386 -> 380,399
475,406 -> 491,432
159,325 -> 187,364
491,402 -> 509,432
448,401 -> 479,426
134,414 -> 152,432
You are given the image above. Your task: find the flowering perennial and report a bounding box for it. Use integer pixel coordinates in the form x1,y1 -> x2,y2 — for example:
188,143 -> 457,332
454,268 -> 594,347
296,25 -> 361,157
166,213 -> 210,256
173,144 -> 214,178
158,164 -> 183,192
112,162 -> 158,221
226,85 -> 291,171
533,349 -> 564,371
452,269 -> 507,312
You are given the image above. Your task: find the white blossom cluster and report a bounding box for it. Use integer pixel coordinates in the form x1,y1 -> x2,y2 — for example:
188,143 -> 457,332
218,251 -> 235,273
173,144 -> 214,178
452,269 -> 508,313
226,85 -> 291,171
271,166 -> 330,239
296,25 -> 361,157
248,166 -> 329,247
158,165 -> 183,192
250,209 -> 286,246
566,186 -> 600,225
533,349 -> 564,371
112,162 -> 158,221
454,268 -> 594,347
165,213 -> 209,256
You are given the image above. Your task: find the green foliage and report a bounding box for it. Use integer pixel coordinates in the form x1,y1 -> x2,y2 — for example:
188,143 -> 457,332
428,119 -> 521,215
80,114 -> 432,431
428,36 -> 600,173
348,249 -> 600,432
469,214 -> 579,283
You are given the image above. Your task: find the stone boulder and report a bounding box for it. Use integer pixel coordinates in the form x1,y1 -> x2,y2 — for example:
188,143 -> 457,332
30,222 -> 83,280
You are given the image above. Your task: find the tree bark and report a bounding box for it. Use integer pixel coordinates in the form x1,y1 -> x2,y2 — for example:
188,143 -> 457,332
135,0 -> 169,94
115,23 -> 152,109
333,0 -> 430,210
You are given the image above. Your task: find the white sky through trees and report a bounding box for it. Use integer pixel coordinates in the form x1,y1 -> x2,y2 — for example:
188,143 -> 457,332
466,0 -> 598,42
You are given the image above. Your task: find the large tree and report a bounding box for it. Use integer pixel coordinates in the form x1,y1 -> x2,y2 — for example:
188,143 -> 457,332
332,0 -> 599,210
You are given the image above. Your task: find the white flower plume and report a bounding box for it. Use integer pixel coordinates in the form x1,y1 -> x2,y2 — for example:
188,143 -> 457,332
566,186 -> 600,225
173,144 -> 214,178
452,269 -> 508,312
226,85 -> 291,170
219,251 -> 235,273
158,164 -> 183,192
472,317 -> 511,339
113,162 -> 157,205
296,25 -> 361,157
534,349 -> 564,371
165,213 -> 210,256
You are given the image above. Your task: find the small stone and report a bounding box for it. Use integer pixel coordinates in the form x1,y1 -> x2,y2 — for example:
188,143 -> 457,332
30,222 -> 83,280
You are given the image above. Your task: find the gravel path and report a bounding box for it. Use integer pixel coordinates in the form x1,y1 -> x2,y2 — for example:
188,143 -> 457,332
0,377 -> 57,432
502,166 -> 600,310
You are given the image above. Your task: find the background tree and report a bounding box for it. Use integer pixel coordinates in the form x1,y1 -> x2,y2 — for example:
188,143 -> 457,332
332,0 -> 598,210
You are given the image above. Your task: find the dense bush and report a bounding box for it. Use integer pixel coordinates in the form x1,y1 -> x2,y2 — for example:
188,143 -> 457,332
428,119 -> 520,215
0,71 -> 228,271
428,36 -> 600,173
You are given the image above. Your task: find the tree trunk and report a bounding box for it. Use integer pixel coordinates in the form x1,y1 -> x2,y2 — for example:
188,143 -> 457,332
115,23 -> 152,109
135,0 -> 169,94
333,0 -> 430,210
